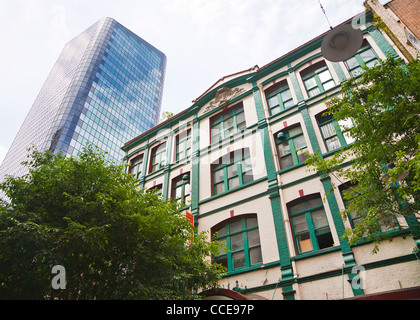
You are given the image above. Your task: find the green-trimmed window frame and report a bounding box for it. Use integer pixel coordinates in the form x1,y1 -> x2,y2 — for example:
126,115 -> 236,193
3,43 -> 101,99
129,154 -> 143,180
175,129 -> 191,161
149,142 -> 167,173
265,80 -> 294,115
275,125 -> 308,170
211,148 -> 253,195
301,61 -> 335,98
288,195 -> 334,254
172,173 -> 191,205
148,183 -> 163,195
344,40 -> 379,77
213,215 -> 263,272
317,113 -> 355,152
210,103 -> 246,143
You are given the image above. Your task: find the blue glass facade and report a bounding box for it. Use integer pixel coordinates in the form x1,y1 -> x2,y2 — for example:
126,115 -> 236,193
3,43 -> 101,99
0,17 -> 166,180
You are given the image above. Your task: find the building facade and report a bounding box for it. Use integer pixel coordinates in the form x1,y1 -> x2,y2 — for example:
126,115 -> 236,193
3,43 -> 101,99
0,17 -> 166,181
122,10 -> 420,300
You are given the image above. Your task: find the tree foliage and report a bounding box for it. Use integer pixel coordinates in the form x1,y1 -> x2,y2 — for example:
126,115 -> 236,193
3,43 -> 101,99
0,146 -> 225,299
306,56 -> 420,252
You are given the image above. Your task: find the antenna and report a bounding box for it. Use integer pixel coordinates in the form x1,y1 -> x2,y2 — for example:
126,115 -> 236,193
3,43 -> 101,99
318,0 -> 333,30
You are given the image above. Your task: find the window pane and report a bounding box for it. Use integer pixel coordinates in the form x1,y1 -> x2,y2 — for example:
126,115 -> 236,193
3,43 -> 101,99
316,231 -> 334,250
214,169 -> 224,183
248,229 -> 261,247
283,99 -> 294,108
242,171 -> 254,184
231,234 -> 244,251
311,209 -> 328,229
304,77 -> 317,90
280,154 -> 294,169
326,136 -> 341,151
268,96 -> 278,108
230,220 -> 243,233
281,89 -> 292,102
225,117 -> 234,129
246,217 -> 258,228
323,80 -> 335,91
289,126 -> 303,137
216,256 -> 228,269
232,251 -> 245,269
227,164 -> 238,177
215,182 -> 224,194
360,49 -> 375,62
250,247 -> 263,265
278,142 -> 291,156
293,215 -> 308,234
271,106 -> 281,115
297,233 -> 313,253
297,148 -> 308,163
236,112 -> 245,125
320,122 -> 336,138
217,238 -> 227,255
229,176 -> 240,189
289,197 -> 323,214
294,135 -> 307,150
308,87 -> 321,97
318,70 -> 332,83
215,225 -> 226,237
345,57 -> 359,70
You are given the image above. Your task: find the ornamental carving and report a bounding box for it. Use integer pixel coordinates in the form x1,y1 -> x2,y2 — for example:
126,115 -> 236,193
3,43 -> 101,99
203,87 -> 245,113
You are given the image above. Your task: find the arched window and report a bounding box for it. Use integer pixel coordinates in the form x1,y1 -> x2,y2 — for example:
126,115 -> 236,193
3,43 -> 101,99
212,215 -> 262,272
275,124 -> 308,170
211,148 -> 253,195
265,80 -> 294,115
288,194 -> 334,254
300,61 -> 335,97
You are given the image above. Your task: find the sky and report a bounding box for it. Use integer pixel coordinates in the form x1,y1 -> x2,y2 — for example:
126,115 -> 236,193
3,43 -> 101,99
0,0 -> 388,165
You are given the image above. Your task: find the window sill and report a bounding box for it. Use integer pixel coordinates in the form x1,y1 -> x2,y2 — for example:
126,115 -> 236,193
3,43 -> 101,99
221,263 -> 264,278
291,245 -> 342,261
276,162 -> 307,175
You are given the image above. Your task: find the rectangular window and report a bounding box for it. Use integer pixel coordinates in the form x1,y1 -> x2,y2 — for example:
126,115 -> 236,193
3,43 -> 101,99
150,142 -> 166,173
288,195 -> 334,254
175,129 -> 191,161
210,104 -> 246,143
301,61 -> 335,98
129,154 -> 143,180
344,41 -> 379,77
172,174 -> 191,206
276,125 -> 308,170
213,215 -> 262,272
317,113 -> 354,152
212,148 -> 253,195
265,81 -> 294,115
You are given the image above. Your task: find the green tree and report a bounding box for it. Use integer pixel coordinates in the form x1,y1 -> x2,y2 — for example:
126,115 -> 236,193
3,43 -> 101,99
0,146 -> 225,299
306,56 -> 420,252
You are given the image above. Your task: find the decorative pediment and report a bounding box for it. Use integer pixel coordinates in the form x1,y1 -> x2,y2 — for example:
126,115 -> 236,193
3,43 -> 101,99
203,87 -> 245,114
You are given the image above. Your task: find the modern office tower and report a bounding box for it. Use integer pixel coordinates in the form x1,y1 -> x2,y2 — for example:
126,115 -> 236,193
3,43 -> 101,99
0,17 -> 166,181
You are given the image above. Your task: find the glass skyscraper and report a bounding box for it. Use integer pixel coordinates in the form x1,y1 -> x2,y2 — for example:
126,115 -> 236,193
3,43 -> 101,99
0,17 -> 166,180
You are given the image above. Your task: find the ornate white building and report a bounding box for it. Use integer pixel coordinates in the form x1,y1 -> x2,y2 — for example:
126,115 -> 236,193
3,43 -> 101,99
122,3 -> 420,300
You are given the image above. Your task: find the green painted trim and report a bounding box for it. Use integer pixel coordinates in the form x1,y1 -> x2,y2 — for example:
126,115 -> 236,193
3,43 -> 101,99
198,177 -> 268,217
320,175 -> 352,254
298,102 -> 322,156
261,70 -> 289,87
366,23 -> 398,58
191,116 -> 200,215
331,62 -> 347,82
243,252 -> 417,296
287,65 -> 304,102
